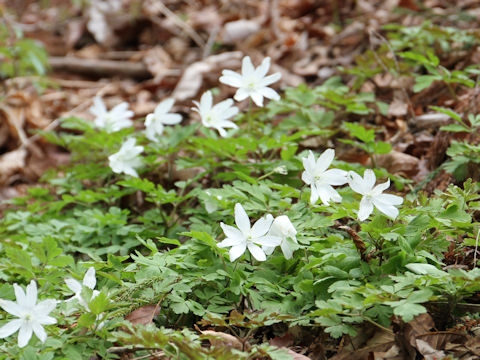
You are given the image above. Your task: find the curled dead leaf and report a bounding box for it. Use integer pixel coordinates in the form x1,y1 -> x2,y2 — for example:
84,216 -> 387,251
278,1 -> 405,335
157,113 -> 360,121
0,148 -> 27,185
372,151 -> 419,176
125,305 -> 161,325
222,19 -> 261,44
200,330 -> 243,350
173,52 -> 243,101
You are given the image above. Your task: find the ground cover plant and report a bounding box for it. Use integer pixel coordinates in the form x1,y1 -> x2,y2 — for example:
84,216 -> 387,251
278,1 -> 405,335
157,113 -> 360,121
1,1 -> 480,359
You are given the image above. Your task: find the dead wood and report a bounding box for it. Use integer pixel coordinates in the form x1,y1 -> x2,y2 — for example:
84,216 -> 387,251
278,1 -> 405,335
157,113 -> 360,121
48,56 -> 152,79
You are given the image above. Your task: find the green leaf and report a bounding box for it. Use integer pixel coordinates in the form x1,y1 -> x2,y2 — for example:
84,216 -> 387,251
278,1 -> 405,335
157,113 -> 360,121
392,302 -> 427,322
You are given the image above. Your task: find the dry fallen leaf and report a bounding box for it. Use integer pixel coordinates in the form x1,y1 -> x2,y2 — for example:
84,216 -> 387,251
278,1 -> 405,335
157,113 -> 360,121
0,148 -> 27,185
172,51 -> 242,101
372,150 -> 419,176
125,305 -> 161,325
222,19 -> 262,44
415,339 -> 446,360
283,347 -> 312,360
200,330 -> 243,350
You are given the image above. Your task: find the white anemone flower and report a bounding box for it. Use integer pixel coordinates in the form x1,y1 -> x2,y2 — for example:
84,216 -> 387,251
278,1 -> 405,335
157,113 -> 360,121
218,203 -> 281,262
347,169 -> 403,221
263,215 -> 298,259
0,280 -> 57,348
108,138 -> 144,177
219,56 -> 282,107
145,98 -> 182,142
89,96 -> 134,133
301,149 -> 348,205
192,91 -> 239,137
65,267 -> 100,310
219,56 -> 282,106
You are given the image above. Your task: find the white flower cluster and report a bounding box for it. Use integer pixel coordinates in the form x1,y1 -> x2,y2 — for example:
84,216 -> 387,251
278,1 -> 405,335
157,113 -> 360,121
93,55 -> 281,177
301,149 -> 403,221
218,203 -> 297,262
0,268 -> 101,348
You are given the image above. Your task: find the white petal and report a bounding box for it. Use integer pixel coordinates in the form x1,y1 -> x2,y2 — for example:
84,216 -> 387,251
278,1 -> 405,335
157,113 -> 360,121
301,170 -> 314,186
259,72 -> 282,87
90,97 -> 107,117
263,245 -> 275,255
247,243 -> 266,261
323,168 -> 348,186
17,322 -> 33,348
0,319 -> 22,338
216,120 -> 238,130
199,91 -> 213,114
229,244 -> 246,261
31,322 -> 47,343
358,196 -> 374,221
241,56 -> 255,76
218,236 -> 244,248
316,148 -> 335,173
161,113 -> 182,125
281,241 -> 294,260
24,281 -> 38,308
155,98 -> 175,115
35,314 -> 57,326
13,284 -> 27,308
258,87 -> 280,101
270,215 -> 296,239
213,98 -> 235,114
219,70 -> 243,87
309,184 -> 319,205
34,299 -> 57,317
373,198 -> 399,219
254,57 -> 271,79
302,151 -> 316,180
372,179 -> 390,195
348,171 -> 368,195
251,92 -> 264,107
83,267 -> 96,290
220,223 -> 244,242
250,215 -> 274,238
376,193 -> 403,206
326,185 -> 342,203
317,185 -> 333,205
0,300 -> 22,318
234,88 -> 250,102
65,278 -> 82,294
254,235 -> 282,247
363,169 -> 377,190
234,203 -> 251,235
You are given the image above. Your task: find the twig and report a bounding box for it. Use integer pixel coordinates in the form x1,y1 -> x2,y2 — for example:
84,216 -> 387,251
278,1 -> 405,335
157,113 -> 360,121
202,24 -> 220,59
368,29 -> 417,125
49,57 -> 152,79
149,1 -> 205,48
474,227 -> 479,268
19,83 -> 113,149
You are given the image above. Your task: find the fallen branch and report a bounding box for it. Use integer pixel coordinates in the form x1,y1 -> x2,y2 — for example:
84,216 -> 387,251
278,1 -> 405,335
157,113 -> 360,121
48,56 -> 152,79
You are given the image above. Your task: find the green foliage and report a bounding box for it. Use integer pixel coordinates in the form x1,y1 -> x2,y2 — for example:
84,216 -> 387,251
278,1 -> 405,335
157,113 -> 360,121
1,17 -> 480,359
0,23 -> 48,79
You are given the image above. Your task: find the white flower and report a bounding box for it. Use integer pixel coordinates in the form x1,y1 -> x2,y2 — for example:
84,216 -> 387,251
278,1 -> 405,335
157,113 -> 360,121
145,98 -> 182,142
0,281 -> 57,348
301,149 -> 348,205
347,169 -> 403,221
263,215 -> 298,259
219,56 -> 282,107
65,267 -> 100,311
204,191 -> 222,214
90,96 -> 134,132
218,203 -> 281,262
108,138 -> 144,177
192,91 -> 239,137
